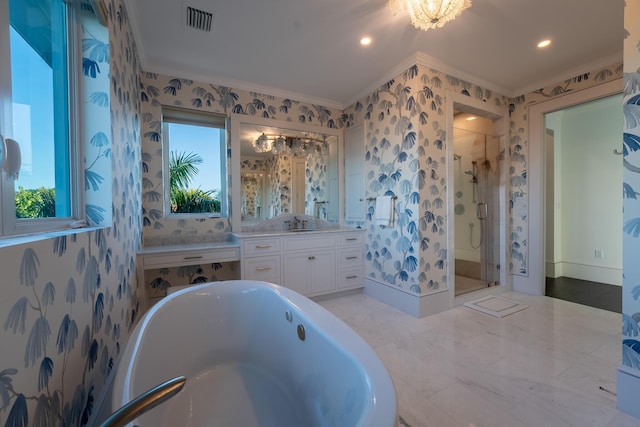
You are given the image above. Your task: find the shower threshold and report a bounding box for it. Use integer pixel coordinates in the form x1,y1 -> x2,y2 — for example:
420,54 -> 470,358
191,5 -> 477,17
455,275 -> 489,296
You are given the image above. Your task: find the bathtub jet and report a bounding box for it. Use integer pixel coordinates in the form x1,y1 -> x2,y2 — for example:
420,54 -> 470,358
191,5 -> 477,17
111,280 -> 397,426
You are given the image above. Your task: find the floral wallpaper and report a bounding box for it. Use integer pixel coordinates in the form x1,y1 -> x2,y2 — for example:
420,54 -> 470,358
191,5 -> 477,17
82,15 -> 112,226
241,175 -> 260,218
240,158 -> 268,219
145,262 -> 240,303
305,153 -> 330,220
344,64 -> 508,295
622,0 -> 640,372
139,74 -> 344,241
0,0 -> 141,425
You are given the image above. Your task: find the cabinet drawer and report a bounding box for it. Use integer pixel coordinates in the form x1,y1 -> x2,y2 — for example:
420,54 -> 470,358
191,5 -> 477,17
243,255 -> 281,282
242,238 -> 282,256
338,232 -> 364,246
283,234 -> 336,251
142,247 -> 240,268
338,247 -> 363,268
338,267 -> 364,289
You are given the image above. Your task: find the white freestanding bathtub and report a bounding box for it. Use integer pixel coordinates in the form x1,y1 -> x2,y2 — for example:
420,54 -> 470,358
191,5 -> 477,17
112,280 -> 397,426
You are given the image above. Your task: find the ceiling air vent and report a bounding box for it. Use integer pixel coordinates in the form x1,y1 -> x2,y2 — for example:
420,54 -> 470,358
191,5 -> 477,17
185,6 -> 214,32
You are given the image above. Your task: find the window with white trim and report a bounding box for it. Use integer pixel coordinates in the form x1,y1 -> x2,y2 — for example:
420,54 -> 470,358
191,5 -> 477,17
162,107 -> 228,218
0,0 -> 90,237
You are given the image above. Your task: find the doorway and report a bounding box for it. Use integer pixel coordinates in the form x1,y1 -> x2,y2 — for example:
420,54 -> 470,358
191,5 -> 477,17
543,93 -> 623,312
452,115 -> 502,295
446,91 -> 509,306
517,79 -> 623,299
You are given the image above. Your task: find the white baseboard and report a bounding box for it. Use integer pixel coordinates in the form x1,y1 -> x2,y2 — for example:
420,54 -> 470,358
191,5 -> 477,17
364,278 -> 449,318
557,262 -> 622,286
545,261 -> 563,278
617,365 -> 640,419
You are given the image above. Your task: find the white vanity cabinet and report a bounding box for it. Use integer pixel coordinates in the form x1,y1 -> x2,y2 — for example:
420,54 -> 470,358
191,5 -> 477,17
241,237 -> 282,284
282,234 -> 337,296
337,232 -> 365,289
237,229 -> 365,297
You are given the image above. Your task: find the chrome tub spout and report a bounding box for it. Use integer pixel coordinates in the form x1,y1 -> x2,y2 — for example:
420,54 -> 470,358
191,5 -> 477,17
100,376 -> 186,427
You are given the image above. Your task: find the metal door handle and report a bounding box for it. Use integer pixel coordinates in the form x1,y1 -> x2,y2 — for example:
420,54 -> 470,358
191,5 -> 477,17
477,202 -> 488,220
256,245 -> 272,249
256,267 -> 272,271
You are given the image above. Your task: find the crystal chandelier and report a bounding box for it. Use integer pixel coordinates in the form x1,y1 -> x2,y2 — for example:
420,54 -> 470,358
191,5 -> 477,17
252,133 -> 328,157
389,0 -> 471,31
252,133 -> 273,153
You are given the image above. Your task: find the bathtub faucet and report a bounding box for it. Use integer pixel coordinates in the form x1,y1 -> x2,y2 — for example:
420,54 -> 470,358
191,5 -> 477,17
100,375 -> 186,427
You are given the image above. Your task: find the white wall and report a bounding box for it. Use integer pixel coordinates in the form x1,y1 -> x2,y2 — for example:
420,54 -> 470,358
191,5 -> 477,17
547,94 -> 623,285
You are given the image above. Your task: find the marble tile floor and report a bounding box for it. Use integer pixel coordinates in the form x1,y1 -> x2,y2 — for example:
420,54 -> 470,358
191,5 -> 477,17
318,291 -> 639,427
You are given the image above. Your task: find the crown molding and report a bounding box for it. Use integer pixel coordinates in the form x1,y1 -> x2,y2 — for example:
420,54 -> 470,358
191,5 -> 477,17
342,51 -> 514,109
140,61 -> 345,111
342,52 -> 423,109
513,52 -> 623,97
414,51 -> 514,98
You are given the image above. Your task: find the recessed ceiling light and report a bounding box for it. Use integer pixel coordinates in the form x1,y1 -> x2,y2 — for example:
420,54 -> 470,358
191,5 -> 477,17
466,116 -> 477,121
537,39 -> 552,48
360,37 -> 372,46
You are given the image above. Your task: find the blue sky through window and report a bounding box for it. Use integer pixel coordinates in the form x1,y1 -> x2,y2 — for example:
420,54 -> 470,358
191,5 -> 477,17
168,123 -> 223,192
10,26 -> 56,190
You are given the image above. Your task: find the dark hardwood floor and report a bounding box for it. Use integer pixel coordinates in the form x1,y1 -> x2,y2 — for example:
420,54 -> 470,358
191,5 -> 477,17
545,276 -> 621,313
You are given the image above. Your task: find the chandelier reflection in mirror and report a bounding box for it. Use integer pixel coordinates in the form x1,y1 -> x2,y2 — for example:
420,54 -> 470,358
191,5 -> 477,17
252,133 -> 328,157
389,0 -> 471,31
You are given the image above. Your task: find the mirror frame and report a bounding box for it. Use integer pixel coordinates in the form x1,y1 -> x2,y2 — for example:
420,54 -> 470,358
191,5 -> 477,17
230,114 -> 344,231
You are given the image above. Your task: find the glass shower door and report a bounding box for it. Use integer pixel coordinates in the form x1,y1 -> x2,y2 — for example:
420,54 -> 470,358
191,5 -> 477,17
453,127 -> 501,295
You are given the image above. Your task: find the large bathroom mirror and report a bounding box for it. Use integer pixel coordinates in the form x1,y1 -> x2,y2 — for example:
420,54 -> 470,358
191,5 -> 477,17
230,115 -> 343,230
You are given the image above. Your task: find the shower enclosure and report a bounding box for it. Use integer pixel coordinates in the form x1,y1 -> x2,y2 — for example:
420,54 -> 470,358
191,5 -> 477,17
453,120 -> 502,296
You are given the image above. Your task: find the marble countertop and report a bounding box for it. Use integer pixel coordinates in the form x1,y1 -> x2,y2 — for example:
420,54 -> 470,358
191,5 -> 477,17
138,239 -> 240,255
233,227 -> 365,239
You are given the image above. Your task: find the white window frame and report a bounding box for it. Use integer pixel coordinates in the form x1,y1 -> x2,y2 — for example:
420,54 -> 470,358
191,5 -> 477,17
161,106 -> 229,219
0,0 -> 85,238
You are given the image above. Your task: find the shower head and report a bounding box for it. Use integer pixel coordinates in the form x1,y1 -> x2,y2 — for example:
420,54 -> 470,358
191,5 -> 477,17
453,154 -> 462,161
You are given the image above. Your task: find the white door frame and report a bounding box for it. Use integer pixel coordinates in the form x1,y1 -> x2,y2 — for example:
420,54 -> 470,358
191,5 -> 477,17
446,91 -> 509,308
515,78 -> 623,295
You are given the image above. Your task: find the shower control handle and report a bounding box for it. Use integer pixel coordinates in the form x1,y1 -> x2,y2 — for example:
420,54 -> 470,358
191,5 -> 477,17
477,202 -> 488,220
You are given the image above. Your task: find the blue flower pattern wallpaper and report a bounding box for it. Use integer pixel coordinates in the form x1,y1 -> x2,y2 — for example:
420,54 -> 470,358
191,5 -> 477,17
622,0 -> 640,373
0,0 -> 141,425
139,75 -> 345,242
344,65 -> 507,295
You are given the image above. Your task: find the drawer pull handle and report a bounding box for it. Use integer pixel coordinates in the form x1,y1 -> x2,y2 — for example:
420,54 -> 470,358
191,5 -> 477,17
256,267 -> 272,271
183,256 -> 203,260
346,256 -> 358,260
308,256 -> 315,260
256,245 -> 272,249
346,275 -> 358,279
345,238 -> 358,241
